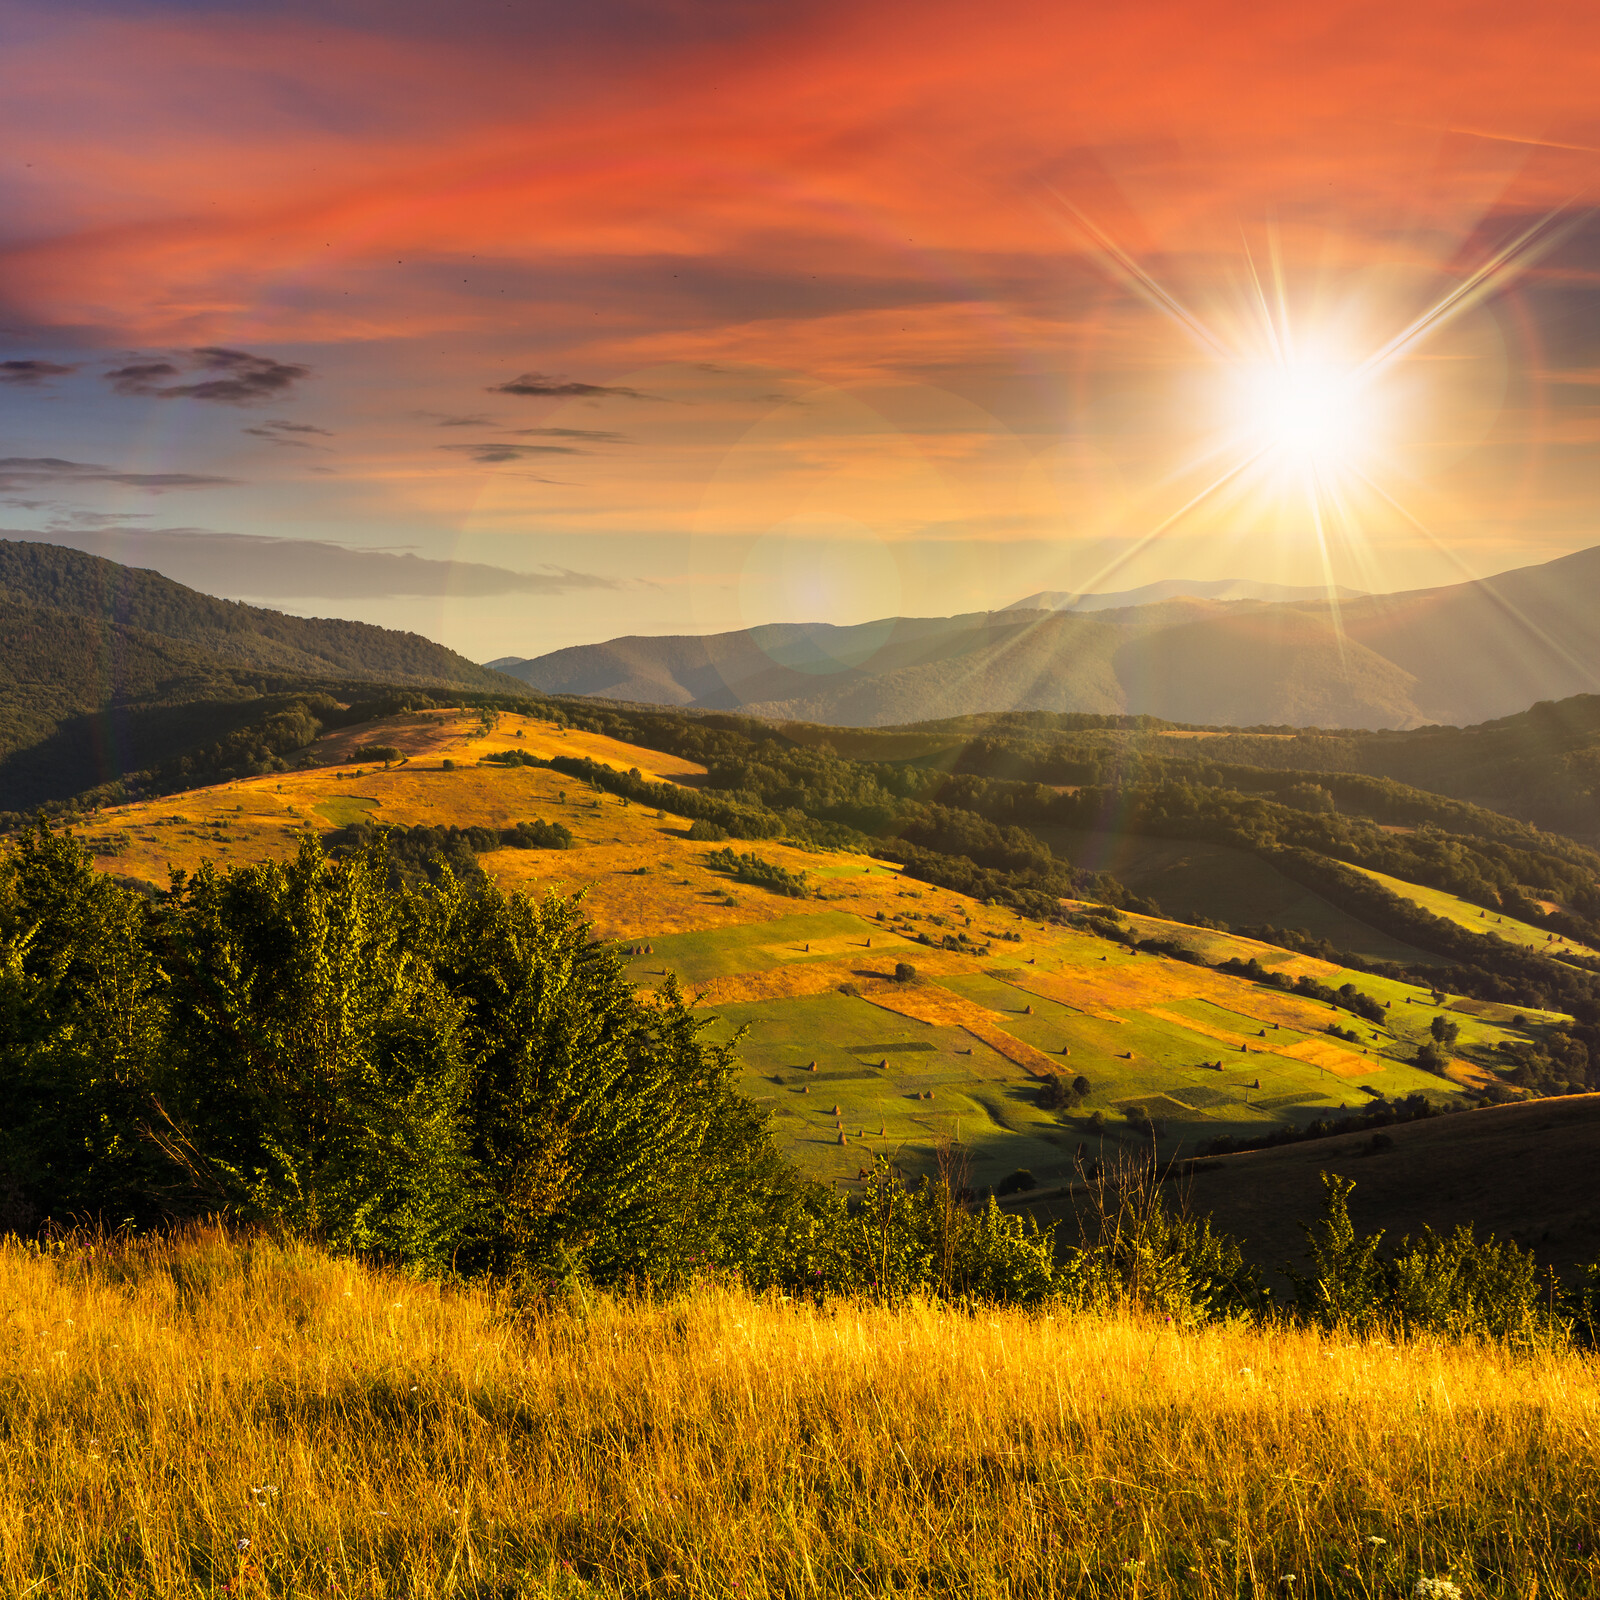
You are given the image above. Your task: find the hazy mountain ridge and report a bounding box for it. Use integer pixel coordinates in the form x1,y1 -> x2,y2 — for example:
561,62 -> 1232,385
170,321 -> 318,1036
494,546 -> 1600,730
1007,577 -> 1367,611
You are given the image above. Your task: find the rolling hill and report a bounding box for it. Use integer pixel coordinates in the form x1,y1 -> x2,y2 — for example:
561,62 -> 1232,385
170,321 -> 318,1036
492,543 -> 1600,730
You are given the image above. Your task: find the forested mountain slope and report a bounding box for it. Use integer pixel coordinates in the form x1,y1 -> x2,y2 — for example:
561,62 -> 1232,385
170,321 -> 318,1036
0,540 -> 518,691
0,540 -> 526,808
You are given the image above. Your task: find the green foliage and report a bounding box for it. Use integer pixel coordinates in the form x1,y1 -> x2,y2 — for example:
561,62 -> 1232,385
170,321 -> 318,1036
743,1155 -> 1060,1306
0,822 -> 169,1231
686,818 -> 728,841
1,826 -> 791,1289
429,893 -> 793,1290
704,846 -> 811,898
158,835 -> 475,1266
350,743 -> 404,766
1289,1173 -> 1553,1343
1060,1158 -> 1269,1325
1036,1073 -> 1087,1111
502,818 -> 573,850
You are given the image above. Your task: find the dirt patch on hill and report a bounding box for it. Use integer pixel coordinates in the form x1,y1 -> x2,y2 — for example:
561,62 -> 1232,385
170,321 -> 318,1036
307,710 -> 470,767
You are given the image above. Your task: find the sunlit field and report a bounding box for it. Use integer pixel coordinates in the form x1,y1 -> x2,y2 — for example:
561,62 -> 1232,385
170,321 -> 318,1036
4,1228 -> 1597,1599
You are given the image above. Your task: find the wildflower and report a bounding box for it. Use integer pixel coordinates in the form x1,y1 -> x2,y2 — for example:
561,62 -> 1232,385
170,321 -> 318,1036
1365,1537 -> 1387,1549
236,1538 -> 250,1552
249,1484 -> 278,1506
1412,1583 -> 1462,1600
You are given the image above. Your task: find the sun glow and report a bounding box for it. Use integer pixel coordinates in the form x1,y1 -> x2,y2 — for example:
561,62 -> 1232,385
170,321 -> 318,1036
1237,358 -> 1368,468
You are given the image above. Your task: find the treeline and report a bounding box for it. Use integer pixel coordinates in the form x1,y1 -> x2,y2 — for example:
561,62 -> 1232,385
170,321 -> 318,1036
531,699 -> 1600,922
1198,1092 -> 1438,1157
704,847 -> 811,898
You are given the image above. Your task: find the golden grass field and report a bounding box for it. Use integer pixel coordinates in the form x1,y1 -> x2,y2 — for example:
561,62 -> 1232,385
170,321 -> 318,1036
3,1226 -> 1597,1600
67,709 -> 1556,1186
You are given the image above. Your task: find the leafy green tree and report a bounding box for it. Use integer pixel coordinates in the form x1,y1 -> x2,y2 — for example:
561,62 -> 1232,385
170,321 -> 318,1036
157,833 -> 474,1266
434,886 -> 793,1288
1287,1173 -> 1387,1334
0,822 -> 168,1229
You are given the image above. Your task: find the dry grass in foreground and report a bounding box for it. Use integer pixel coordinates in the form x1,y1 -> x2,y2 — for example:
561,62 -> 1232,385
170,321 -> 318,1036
2,1229 -> 1597,1598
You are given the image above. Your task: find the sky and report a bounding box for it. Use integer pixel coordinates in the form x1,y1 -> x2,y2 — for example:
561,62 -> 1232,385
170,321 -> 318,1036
3,0 -> 1600,661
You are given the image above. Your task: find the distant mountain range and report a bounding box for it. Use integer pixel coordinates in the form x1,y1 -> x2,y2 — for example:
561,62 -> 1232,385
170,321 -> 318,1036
1004,578 -> 1367,611
489,546 -> 1600,730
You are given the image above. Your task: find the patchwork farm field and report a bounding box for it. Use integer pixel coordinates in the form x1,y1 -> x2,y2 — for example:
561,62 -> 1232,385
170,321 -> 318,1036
71,707 -> 1560,1187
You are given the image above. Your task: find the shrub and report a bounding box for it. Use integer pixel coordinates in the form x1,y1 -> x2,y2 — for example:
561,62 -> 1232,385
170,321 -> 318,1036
996,1169 -> 1037,1197
351,743 -> 404,767
1289,1173 -> 1551,1343
687,818 -> 729,841
1415,1040 -> 1450,1073
893,962 -> 917,983
501,819 -> 573,850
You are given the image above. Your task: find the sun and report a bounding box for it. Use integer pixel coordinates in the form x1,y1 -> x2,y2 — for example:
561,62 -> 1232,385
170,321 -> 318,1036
1235,357 -> 1368,470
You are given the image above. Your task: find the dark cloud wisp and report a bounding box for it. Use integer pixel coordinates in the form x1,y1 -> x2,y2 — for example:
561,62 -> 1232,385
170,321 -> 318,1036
106,348 -> 312,404
0,457 -> 239,492
0,359 -> 78,385
439,440 -> 588,464
509,426 -> 631,443
489,371 -> 656,400
244,419 -> 334,449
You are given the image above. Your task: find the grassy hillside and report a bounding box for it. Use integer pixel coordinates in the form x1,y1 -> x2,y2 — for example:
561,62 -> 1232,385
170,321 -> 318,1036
1132,1093 -> 1600,1282
1349,864 -> 1600,959
1031,827 -> 1438,964
4,1225 -> 1596,1599
77,708 -> 1584,1195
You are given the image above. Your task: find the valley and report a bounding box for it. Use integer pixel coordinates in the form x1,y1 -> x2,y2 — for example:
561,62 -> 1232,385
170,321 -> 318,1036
76,706 -> 1555,1207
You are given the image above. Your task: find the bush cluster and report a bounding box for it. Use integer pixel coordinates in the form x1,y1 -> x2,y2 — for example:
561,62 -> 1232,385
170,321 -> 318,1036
703,846 -> 811,898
